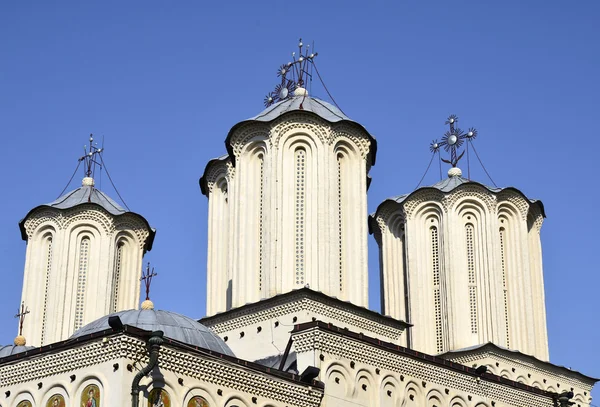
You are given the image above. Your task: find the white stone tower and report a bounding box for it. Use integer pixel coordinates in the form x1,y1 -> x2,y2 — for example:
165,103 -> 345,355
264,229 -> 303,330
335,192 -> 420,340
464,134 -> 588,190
370,118 -> 549,361
200,90 -> 376,315
18,141 -> 154,346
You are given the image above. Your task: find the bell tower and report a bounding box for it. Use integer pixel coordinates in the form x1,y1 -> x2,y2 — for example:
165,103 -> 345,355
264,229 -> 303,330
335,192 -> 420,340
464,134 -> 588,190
18,135 -> 155,346
200,41 -> 377,315
370,116 -> 549,360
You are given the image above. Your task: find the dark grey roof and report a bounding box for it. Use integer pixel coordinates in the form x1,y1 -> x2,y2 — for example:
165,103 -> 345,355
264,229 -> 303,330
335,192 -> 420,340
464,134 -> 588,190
254,351 -> 298,374
71,309 -> 234,356
19,185 -> 156,249
46,185 -> 126,215
0,344 -> 35,357
199,154 -> 230,196
224,96 -> 377,166
251,96 -> 350,123
441,342 -> 599,382
370,176 -> 545,229
389,176 -> 503,204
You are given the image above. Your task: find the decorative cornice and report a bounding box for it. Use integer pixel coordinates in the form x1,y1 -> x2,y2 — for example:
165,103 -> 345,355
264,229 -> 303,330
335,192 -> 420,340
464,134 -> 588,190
292,322 -> 558,407
201,288 -> 409,339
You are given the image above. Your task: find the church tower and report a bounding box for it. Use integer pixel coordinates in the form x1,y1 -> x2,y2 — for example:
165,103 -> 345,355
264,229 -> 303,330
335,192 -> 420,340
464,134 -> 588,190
18,136 -> 155,346
369,116 -> 549,360
200,47 -> 376,315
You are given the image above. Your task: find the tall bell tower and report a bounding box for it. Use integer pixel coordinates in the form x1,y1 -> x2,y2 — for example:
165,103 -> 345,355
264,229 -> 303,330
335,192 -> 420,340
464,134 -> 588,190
18,136 -> 155,346
370,116 -> 549,360
200,41 -> 377,315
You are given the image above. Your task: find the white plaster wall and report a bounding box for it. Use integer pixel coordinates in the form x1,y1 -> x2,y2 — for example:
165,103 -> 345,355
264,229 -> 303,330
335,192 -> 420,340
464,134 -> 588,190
374,185 -> 549,360
203,116 -> 373,314
293,328 -> 560,407
443,351 -> 594,407
19,206 -> 150,346
204,297 -> 406,362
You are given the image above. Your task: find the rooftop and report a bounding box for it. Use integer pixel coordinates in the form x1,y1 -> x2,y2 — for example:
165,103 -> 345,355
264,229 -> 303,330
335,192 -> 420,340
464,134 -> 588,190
71,309 -> 235,357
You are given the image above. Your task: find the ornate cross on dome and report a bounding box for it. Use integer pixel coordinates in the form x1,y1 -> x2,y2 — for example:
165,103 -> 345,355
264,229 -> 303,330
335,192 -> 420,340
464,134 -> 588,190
78,134 -> 104,179
14,301 -> 29,337
264,38 -> 318,107
141,262 -> 157,301
430,115 -> 478,168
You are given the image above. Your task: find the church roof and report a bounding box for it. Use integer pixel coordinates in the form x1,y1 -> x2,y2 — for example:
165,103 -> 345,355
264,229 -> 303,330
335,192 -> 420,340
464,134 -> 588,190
251,95 -> 351,123
370,175 -> 545,230
18,184 -> 156,249
441,342 -> 599,383
71,309 -> 234,357
223,95 -> 377,166
0,344 -> 35,357
46,185 -> 127,215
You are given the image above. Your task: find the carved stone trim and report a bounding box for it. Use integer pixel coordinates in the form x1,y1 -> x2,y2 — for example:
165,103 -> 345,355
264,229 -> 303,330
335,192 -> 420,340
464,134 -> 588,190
203,294 -> 405,340
292,329 -> 555,407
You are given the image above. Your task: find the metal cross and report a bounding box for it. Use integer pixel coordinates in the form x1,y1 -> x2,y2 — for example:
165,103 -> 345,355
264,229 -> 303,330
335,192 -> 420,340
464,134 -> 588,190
140,262 -> 157,301
430,115 -> 478,167
264,38 -> 318,107
78,134 -> 104,178
14,301 -> 30,337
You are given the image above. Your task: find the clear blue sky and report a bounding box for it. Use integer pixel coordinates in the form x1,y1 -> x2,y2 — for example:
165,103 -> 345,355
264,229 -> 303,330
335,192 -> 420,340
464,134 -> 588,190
1,0 -> 598,392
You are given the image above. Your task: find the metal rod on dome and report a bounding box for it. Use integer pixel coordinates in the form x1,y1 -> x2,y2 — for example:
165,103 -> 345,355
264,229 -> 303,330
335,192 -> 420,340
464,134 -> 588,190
15,301 -> 30,337
430,115 -> 478,171
140,262 -> 158,301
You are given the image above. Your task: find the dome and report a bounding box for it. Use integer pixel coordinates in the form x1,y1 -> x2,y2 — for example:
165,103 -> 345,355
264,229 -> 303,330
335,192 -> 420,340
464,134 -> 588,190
223,95 -> 378,166
71,309 -> 234,356
18,181 -> 156,249
0,344 -> 35,358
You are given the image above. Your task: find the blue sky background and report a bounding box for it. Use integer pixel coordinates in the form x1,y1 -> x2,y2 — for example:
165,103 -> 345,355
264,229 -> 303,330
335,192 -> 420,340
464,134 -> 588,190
1,0 -> 598,395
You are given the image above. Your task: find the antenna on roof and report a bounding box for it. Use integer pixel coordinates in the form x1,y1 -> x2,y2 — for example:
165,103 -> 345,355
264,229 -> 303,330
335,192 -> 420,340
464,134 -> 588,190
264,38 -> 318,107
79,133 -> 104,180
140,262 -> 158,310
14,301 -> 30,346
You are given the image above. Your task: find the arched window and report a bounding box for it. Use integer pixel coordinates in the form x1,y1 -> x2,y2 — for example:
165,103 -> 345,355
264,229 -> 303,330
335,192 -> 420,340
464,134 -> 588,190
111,240 -> 125,313
431,225 -> 443,353
258,153 -> 265,293
465,223 -> 478,334
40,234 -> 53,344
499,226 -> 510,347
294,148 -> 306,285
337,153 -> 344,292
74,236 -> 90,330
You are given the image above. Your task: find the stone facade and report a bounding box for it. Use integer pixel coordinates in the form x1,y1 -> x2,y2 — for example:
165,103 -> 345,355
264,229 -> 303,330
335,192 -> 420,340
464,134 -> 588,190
200,288 -> 409,362
201,111 -> 374,315
0,327 -> 323,407
370,179 -> 549,360
19,200 -> 152,346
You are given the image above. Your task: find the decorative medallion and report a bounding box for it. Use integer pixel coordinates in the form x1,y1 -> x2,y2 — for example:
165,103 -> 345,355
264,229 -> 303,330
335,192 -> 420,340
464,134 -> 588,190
81,384 -> 100,407
46,394 -> 66,407
148,388 -> 171,407
17,402 -> 32,407
187,396 -> 209,407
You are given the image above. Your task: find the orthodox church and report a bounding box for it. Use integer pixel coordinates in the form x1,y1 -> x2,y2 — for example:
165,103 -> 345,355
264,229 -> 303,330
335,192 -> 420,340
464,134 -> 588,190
0,44 -> 596,407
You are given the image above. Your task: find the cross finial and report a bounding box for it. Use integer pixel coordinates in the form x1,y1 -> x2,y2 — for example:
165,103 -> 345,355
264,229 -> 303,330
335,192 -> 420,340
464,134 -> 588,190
264,38 -> 318,107
430,115 -> 478,168
140,262 -> 157,301
14,301 -> 30,340
78,133 -> 104,180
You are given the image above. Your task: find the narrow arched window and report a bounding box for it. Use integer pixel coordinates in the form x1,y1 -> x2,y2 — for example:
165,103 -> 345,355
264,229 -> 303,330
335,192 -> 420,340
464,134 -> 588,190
431,225 -> 443,353
258,153 -> 265,293
337,153 -> 344,292
294,148 -> 306,285
500,226 -> 510,347
465,223 -> 478,334
40,235 -> 53,344
111,241 -> 125,313
74,236 -> 90,331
